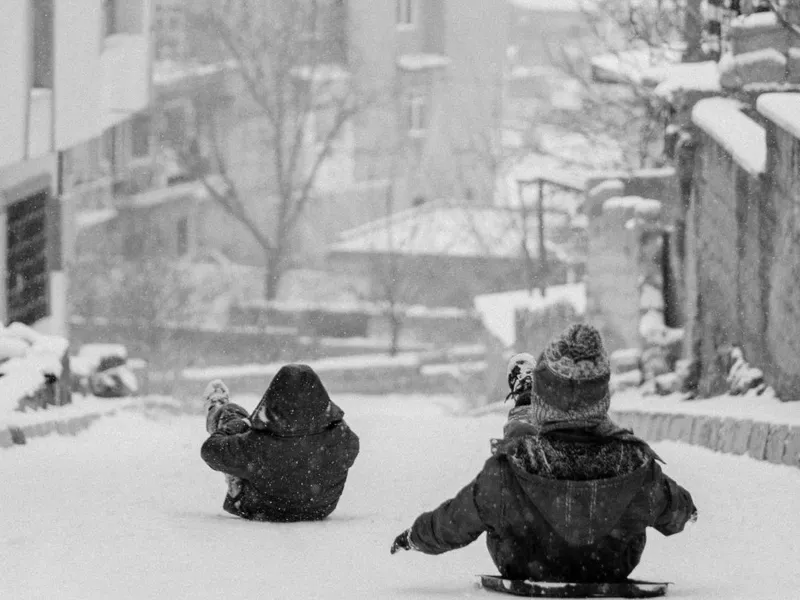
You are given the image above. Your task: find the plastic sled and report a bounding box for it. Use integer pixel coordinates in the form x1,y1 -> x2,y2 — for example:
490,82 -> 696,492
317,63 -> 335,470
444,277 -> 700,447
479,575 -> 669,598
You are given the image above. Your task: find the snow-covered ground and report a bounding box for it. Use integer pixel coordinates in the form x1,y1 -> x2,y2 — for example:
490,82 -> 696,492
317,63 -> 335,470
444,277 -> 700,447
2,393 -> 799,599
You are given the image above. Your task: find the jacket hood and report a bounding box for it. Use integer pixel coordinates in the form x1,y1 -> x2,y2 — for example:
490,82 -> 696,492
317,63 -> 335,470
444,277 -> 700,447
495,429 -> 656,547
250,364 -> 344,436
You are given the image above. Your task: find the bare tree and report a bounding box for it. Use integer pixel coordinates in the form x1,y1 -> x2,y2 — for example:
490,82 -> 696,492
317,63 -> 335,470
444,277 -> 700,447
169,0 -> 369,300
525,0 -> 699,169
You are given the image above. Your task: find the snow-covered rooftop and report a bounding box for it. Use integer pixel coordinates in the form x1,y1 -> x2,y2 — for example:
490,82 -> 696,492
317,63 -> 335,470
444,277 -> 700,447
396,53 -> 451,71
473,283 -> 586,347
692,97 -> 766,176
756,93 -> 800,140
329,201 -> 573,261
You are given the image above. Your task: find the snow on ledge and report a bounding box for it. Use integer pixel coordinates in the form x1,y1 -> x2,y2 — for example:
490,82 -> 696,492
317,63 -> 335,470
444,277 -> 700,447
692,97 -> 766,176
756,93 -> 800,141
396,53 -> 451,71
729,10 -> 778,33
603,196 -> 662,215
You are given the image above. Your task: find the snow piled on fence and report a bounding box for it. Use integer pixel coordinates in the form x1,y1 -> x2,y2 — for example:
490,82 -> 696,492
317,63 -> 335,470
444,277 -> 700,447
757,92 -> 800,140
692,97 -> 767,176
474,283 -> 586,348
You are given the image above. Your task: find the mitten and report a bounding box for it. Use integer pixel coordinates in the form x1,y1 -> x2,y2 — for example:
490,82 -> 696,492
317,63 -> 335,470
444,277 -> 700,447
390,529 -> 414,554
506,353 -> 535,404
204,379 -> 231,434
211,404 -> 251,435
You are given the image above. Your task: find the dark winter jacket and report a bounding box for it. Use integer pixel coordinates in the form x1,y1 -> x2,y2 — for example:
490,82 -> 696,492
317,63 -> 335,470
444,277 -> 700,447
201,365 -> 360,522
407,424 -> 696,582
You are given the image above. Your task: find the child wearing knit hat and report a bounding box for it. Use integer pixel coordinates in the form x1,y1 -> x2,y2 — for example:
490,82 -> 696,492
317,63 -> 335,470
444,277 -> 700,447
392,322 -> 697,584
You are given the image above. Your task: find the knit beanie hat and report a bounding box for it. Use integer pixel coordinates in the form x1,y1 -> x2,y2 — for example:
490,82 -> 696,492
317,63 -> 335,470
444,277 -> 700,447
530,323 -> 611,428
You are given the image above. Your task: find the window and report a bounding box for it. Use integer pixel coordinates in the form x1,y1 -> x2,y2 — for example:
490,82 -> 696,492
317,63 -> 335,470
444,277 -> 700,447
6,191 -> 49,325
161,103 -> 190,146
176,217 -> 189,257
157,6 -> 188,57
123,234 -> 144,260
61,139 -> 104,190
102,128 -> 117,177
101,0 -> 117,38
131,114 -> 151,158
406,94 -> 427,136
396,0 -> 414,27
32,0 -> 54,88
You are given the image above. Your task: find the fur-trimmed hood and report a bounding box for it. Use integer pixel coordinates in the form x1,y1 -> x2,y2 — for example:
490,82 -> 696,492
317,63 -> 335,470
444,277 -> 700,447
250,364 -> 345,436
492,426 -> 660,547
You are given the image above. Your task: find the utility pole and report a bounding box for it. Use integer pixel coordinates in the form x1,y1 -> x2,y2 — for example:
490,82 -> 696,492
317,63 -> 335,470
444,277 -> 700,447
537,178 -> 547,298
516,178 -> 549,297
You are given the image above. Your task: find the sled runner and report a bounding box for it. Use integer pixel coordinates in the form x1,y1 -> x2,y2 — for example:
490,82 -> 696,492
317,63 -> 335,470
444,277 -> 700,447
479,575 -> 669,598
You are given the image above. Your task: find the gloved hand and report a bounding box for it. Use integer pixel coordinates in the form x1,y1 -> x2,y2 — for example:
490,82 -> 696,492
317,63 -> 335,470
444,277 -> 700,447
211,404 -> 251,435
390,529 -> 413,554
204,379 -> 231,434
219,417 -> 251,436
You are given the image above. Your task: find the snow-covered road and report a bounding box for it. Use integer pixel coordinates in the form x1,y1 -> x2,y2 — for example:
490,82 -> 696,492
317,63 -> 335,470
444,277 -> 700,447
2,394 -> 799,600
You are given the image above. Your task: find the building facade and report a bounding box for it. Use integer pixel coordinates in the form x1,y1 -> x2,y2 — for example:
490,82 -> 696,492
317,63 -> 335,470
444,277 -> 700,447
0,0 -> 152,335
148,0 -> 508,270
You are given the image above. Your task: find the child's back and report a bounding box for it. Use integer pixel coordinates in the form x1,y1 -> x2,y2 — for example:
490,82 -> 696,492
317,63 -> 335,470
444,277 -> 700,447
201,365 -> 360,522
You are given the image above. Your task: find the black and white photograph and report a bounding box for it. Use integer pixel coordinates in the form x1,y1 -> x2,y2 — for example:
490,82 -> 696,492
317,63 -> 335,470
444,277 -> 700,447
1,1 -> 799,598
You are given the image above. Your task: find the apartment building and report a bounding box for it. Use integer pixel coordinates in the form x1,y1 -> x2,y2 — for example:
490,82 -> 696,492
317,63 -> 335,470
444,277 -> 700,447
349,0 -> 508,207
0,0 -> 152,334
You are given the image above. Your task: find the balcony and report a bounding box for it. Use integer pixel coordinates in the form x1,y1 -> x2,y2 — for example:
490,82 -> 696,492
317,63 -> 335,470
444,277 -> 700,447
27,88 -> 53,159
101,33 -> 151,129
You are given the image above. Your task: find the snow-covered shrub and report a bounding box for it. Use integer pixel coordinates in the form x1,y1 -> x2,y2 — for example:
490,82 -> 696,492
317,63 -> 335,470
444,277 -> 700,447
726,346 -> 767,396
0,322 -> 69,414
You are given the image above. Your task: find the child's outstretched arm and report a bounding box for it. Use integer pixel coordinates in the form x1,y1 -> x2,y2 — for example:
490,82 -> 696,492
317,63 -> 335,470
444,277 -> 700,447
391,461 -> 499,555
201,427 -> 251,480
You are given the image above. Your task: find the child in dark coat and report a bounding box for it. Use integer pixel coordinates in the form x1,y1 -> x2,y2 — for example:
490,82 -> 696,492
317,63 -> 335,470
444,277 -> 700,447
391,323 -> 697,583
201,364 -> 360,522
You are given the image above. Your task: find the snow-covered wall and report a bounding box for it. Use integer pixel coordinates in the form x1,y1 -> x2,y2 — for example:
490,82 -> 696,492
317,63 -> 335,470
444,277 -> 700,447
684,93 -> 800,400
758,94 -> 800,401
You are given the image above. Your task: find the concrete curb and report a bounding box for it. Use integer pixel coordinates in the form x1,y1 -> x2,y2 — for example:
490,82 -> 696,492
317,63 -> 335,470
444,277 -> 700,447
0,411 -> 115,448
466,401 -> 800,469
609,410 -> 800,468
